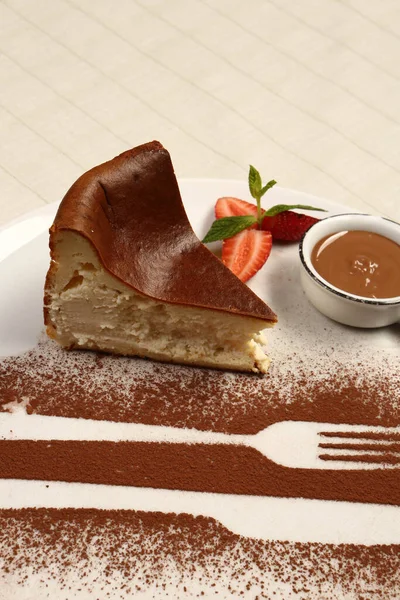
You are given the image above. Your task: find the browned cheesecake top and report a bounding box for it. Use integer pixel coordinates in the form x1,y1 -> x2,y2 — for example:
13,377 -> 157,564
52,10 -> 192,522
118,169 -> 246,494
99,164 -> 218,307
50,141 -> 277,323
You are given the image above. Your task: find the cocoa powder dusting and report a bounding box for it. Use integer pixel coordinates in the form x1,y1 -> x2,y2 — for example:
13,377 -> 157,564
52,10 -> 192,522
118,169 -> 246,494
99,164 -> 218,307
0,440 -> 399,505
0,336 -> 400,596
0,508 -> 399,599
0,337 -> 399,433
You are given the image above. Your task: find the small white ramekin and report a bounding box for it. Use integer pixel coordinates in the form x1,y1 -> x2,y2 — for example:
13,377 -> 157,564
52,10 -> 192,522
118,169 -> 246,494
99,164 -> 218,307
299,213 -> 400,328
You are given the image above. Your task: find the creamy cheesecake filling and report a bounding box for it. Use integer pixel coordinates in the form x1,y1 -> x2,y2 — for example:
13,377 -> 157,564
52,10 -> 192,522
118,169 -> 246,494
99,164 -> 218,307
45,232 -> 272,373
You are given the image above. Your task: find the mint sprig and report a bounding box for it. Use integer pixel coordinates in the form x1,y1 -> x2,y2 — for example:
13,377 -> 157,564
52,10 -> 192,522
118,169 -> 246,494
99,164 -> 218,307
249,165 -> 276,224
264,203 -> 327,217
201,165 -> 327,244
202,215 -> 257,243
248,165 -> 262,199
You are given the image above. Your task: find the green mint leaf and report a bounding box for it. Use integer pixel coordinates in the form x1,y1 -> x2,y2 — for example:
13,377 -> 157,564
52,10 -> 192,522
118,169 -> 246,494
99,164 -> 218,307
263,204 -> 327,217
248,165 -> 262,200
259,179 -> 277,198
202,215 -> 257,243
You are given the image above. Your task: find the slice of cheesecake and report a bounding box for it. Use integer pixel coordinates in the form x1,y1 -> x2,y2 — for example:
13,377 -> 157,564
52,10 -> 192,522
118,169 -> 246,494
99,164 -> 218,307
44,141 -> 277,373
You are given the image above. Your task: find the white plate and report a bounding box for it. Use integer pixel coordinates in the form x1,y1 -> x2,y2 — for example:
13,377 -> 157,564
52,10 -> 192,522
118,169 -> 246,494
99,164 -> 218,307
0,181 -> 399,551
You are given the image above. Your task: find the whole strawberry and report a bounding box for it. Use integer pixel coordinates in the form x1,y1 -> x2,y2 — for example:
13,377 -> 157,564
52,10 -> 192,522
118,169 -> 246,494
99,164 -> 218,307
202,166 -> 325,282
262,211 -> 319,241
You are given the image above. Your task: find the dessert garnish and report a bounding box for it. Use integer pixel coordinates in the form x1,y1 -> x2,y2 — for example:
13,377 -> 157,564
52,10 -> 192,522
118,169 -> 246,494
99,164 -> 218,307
203,166 -> 325,281
311,230 -> 400,299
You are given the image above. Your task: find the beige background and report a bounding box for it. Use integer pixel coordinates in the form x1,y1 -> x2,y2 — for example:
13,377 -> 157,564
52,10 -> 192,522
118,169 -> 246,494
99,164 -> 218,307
0,0 -> 400,227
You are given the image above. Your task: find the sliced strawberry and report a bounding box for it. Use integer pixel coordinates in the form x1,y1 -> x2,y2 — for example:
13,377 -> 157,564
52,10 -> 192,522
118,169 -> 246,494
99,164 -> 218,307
222,229 -> 272,282
215,197 -> 259,219
262,211 -> 319,241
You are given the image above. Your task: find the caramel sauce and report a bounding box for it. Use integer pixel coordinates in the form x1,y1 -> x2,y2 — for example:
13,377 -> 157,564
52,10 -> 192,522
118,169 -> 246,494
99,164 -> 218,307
311,230 -> 400,299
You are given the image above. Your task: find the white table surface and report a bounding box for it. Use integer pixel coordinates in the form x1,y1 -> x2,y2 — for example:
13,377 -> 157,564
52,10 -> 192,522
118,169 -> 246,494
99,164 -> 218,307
1,0 -> 400,227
